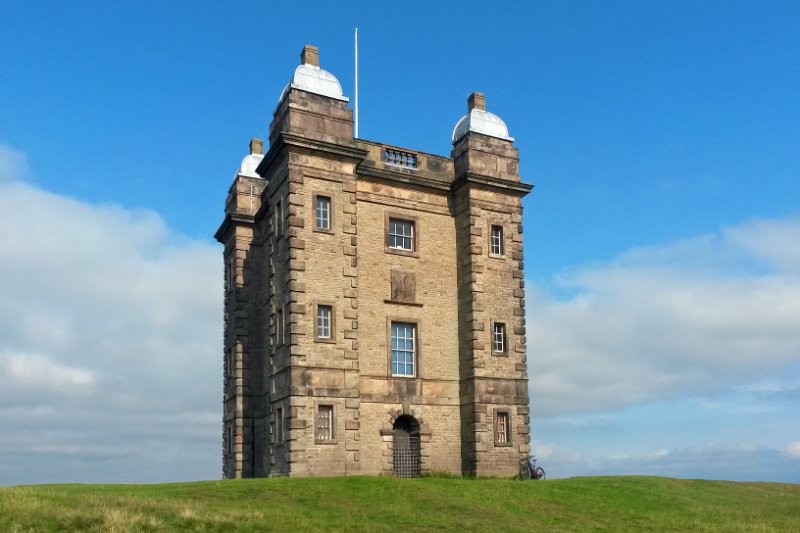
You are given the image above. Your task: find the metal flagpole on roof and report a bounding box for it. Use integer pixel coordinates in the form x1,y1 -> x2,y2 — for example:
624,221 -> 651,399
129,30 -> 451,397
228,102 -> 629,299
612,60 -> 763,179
354,27 -> 359,139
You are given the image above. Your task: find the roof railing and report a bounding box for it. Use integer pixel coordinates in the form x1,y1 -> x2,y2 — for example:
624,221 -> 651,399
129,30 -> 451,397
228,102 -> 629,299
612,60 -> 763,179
384,148 -> 418,169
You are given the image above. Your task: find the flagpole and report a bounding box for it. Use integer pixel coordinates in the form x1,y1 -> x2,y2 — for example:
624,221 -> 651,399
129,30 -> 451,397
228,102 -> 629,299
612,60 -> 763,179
354,27 -> 359,139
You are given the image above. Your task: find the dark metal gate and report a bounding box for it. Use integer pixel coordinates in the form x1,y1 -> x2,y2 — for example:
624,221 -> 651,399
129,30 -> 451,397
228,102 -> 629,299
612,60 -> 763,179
393,417 -> 421,478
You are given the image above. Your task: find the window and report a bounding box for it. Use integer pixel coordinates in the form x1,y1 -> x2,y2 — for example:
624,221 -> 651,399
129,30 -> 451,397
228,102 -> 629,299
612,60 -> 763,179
226,255 -> 235,291
274,198 -> 284,237
490,225 -> 504,256
226,425 -> 234,454
388,218 -> 414,251
316,304 -> 333,341
391,322 -> 416,377
276,407 -> 284,444
276,308 -> 284,345
315,195 -> 331,231
495,411 -> 511,446
226,347 -> 234,377
316,404 -> 334,442
492,322 -> 507,354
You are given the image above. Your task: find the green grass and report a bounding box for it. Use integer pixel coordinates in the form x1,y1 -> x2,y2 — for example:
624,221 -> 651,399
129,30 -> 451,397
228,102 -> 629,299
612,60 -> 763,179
1,476 -> 799,532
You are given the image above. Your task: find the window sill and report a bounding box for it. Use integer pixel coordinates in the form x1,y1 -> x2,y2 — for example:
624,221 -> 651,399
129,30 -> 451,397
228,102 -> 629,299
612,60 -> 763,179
494,441 -> 513,447
385,247 -> 419,258
313,227 -> 334,235
315,439 -> 338,445
384,299 -> 423,307
314,337 -> 337,344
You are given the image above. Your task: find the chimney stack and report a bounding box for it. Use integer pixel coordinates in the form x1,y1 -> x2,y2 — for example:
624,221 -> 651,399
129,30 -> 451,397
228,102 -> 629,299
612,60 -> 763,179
468,92 -> 486,111
249,137 -> 264,155
301,44 -> 320,67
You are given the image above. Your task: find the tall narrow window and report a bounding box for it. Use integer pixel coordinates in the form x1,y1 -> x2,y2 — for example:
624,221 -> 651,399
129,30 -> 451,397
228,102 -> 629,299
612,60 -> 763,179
490,225 -> 504,256
276,407 -> 284,444
226,347 -> 234,377
316,405 -> 334,442
276,308 -> 284,345
316,305 -> 332,340
388,219 -> 414,251
274,198 -> 284,237
226,425 -> 234,454
492,322 -> 507,354
495,411 -> 511,445
391,322 -> 416,377
226,255 -> 235,291
315,195 -> 331,231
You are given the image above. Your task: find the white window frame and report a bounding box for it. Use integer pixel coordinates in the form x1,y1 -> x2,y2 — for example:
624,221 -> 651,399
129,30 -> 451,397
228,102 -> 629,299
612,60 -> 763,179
490,225 -> 504,256
495,411 -> 511,445
388,218 -> 414,252
317,305 -> 332,339
391,321 -> 416,377
492,322 -> 507,354
316,404 -> 335,443
315,195 -> 331,231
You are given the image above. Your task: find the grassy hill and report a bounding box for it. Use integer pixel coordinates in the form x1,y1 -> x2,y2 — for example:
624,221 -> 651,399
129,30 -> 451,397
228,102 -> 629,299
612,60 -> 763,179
2,476 -> 799,532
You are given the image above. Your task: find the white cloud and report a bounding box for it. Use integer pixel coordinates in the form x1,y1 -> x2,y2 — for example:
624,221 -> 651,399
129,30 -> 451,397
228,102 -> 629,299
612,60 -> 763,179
0,145 -> 28,183
785,441 -> 800,459
527,217 -> 800,416
1,352 -> 95,391
536,440 -> 800,482
725,218 -> 800,272
0,145 -> 222,484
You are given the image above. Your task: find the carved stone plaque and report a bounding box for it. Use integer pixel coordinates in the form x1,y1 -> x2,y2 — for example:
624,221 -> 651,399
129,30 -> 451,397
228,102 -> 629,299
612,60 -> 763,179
390,270 -> 416,303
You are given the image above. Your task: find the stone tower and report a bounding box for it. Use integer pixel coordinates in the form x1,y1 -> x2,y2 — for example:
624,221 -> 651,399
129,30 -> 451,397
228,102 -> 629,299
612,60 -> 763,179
215,45 -> 533,478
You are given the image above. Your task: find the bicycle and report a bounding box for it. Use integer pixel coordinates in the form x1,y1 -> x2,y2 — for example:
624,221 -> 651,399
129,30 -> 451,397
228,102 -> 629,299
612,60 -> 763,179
518,456 -> 546,480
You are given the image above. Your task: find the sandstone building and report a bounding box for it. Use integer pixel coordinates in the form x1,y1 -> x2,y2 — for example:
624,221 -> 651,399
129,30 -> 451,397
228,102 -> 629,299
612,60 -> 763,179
215,45 -> 533,478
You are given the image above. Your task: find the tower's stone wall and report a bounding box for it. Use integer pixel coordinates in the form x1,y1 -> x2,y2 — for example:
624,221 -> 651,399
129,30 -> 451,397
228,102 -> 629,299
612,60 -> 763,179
215,45 -> 532,479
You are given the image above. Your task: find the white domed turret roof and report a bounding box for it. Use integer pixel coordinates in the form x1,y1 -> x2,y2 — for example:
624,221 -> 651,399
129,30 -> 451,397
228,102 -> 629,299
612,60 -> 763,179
452,92 -> 513,143
237,153 -> 264,178
278,45 -> 349,103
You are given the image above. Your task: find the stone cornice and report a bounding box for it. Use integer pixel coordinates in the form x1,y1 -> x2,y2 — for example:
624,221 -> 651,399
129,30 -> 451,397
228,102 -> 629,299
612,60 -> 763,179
451,171 -> 534,197
214,213 -> 255,243
256,132 -> 368,177
356,164 -> 453,192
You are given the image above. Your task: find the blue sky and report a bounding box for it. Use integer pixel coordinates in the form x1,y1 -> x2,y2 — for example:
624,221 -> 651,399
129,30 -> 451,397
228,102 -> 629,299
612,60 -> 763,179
1,1 -> 798,484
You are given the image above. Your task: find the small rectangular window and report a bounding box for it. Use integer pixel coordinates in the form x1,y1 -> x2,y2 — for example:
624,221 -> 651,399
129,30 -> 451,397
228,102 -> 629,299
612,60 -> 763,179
391,322 -> 416,377
490,225 -> 504,256
315,195 -> 331,231
317,305 -> 332,339
495,411 -> 511,445
492,322 -> 507,354
316,405 -> 334,442
226,425 -> 233,454
388,218 -> 414,251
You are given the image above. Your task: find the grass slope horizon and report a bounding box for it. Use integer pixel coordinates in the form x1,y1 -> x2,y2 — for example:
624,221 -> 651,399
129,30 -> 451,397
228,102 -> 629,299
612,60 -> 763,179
2,476 -> 799,532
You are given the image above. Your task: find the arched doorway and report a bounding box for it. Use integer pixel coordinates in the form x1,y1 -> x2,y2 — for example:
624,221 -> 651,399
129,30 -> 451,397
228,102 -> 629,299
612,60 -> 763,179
392,415 -> 421,478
